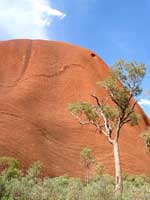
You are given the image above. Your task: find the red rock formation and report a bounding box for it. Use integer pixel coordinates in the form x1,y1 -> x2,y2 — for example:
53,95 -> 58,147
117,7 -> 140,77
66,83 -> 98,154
0,39 -> 149,177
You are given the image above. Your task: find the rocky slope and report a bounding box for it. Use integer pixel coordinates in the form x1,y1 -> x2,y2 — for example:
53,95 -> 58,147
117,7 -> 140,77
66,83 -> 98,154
0,39 -> 149,176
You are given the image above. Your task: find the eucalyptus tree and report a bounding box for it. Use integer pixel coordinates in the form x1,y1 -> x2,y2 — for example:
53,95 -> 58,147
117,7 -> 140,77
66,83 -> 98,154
68,60 -> 146,197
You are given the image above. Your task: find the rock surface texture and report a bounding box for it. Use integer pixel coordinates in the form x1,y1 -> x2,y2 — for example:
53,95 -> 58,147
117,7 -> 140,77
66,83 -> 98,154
0,39 -> 149,176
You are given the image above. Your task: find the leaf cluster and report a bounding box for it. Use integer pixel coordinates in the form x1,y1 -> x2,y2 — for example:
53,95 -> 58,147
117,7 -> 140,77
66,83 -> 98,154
141,127 -> 150,142
68,102 -> 98,121
80,147 -> 96,164
102,105 -> 118,121
103,78 -> 131,116
129,112 -> 139,126
68,59 -> 146,142
112,59 -> 146,96
101,60 -> 145,127
141,128 -> 150,152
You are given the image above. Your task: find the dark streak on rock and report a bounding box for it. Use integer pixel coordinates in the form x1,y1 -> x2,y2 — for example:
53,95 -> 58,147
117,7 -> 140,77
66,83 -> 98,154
20,40 -> 32,80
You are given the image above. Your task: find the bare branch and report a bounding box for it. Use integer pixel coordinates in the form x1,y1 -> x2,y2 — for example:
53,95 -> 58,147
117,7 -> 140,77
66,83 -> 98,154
91,94 -> 113,140
101,130 -> 113,144
121,100 -> 137,126
71,111 -> 104,134
130,100 -> 137,111
91,94 -> 101,108
106,88 -> 122,108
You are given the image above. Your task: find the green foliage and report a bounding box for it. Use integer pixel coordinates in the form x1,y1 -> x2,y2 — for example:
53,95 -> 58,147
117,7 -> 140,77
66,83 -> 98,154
0,157 -> 21,199
80,147 -> 96,184
68,101 -> 83,114
141,127 -> 150,141
26,160 -> 42,178
129,112 -> 139,126
0,157 -> 19,168
112,60 -> 146,96
103,60 -> 146,112
80,147 -> 95,163
98,60 -> 146,131
68,59 -> 146,198
141,127 -> 150,152
68,101 -> 98,121
95,164 -> 105,176
0,158 -> 150,199
69,60 -> 146,136
102,105 -> 117,120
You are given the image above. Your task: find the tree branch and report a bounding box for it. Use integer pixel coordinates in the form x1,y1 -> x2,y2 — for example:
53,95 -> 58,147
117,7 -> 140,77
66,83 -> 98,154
121,100 -> 137,126
91,94 -> 113,141
91,94 -> 101,107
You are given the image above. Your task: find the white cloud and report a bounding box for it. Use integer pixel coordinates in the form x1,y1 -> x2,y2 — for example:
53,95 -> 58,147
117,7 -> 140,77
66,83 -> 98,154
138,98 -> 150,106
0,0 -> 66,39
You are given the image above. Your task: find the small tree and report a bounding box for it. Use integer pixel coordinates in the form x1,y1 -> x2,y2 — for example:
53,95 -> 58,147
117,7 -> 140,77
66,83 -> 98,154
68,60 -> 146,197
80,147 -> 96,184
141,127 -> 150,152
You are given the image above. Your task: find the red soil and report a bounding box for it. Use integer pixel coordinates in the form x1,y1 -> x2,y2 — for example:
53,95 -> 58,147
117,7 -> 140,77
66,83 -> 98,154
0,39 -> 149,177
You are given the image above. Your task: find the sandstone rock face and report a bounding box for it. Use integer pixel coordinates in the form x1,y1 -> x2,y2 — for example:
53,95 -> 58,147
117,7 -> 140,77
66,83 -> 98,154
0,39 -> 149,176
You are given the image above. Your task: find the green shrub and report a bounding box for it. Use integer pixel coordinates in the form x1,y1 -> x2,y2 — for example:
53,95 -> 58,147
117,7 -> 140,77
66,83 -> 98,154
0,157 -> 150,200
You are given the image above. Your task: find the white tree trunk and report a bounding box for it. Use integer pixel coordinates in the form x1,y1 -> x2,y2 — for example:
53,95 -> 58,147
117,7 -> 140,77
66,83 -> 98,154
113,140 -> 122,197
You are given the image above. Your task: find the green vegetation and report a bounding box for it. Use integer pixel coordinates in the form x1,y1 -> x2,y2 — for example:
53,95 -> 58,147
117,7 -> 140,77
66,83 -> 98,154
80,147 -> 96,184
0,157 -> 150,199
68,60 -> 146,197
141,127 -> 150,152
0,60 -> 148,199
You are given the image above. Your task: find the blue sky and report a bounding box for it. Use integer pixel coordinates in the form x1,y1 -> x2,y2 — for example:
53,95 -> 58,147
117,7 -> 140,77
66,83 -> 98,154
0,0 -> 150,116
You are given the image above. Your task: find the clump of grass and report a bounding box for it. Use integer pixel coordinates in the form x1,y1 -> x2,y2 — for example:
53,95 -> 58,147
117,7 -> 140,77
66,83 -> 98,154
0,157 -> 150,200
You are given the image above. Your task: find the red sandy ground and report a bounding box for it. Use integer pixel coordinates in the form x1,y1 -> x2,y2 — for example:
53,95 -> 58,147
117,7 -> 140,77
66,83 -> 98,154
0,39 -> 149,177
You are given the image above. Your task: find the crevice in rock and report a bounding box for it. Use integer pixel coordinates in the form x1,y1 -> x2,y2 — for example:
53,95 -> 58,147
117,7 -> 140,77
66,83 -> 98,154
20,40 -> 32,80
